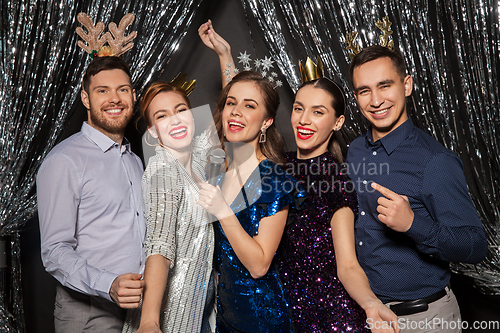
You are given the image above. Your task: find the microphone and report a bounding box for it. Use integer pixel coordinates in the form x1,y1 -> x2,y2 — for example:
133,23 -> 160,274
207,148 -> 226,186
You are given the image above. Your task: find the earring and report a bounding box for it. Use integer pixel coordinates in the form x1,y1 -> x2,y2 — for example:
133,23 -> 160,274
144,133 -> 159,147
259,128 -> 267,143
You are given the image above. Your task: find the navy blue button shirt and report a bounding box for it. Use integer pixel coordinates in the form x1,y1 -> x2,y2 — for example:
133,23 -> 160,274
346,118 -> 487,302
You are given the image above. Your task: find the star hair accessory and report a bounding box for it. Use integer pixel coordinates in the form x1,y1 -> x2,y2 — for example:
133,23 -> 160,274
170,73 -> 196,96
299,57 -> 324,83
76,12 -> 137,59
345,16 -> 394,59
223,51 -> 283,89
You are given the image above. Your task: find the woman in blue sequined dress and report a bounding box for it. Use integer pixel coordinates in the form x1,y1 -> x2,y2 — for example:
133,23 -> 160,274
198,70 -> 298,333
276,77 -> 399,333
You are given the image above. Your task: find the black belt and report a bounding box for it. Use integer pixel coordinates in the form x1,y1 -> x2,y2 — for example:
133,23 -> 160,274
389,287 -> 448,316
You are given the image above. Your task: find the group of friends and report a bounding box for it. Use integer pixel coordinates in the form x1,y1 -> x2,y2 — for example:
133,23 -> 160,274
36,20 -> 487,333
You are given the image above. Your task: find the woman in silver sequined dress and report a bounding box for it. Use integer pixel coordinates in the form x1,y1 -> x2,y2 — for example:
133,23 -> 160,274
122,82 -> 215,333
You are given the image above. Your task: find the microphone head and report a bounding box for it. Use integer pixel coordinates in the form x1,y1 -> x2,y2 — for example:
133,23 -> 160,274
209,148 -> 226,165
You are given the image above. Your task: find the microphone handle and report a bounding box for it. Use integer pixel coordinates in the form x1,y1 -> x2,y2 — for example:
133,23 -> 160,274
208,163 -> 220,186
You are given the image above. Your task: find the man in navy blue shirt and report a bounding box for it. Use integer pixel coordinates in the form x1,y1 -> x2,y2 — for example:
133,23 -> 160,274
346,45 -> 487,332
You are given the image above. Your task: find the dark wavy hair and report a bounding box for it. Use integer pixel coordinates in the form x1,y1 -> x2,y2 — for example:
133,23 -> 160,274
213,70 -> 285,165
295,78 -> 346,162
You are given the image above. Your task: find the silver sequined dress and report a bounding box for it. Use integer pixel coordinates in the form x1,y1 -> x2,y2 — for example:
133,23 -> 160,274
122,131 -> 214,333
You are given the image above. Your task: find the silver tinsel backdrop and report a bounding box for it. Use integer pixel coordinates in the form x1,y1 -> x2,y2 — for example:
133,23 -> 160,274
0,0 -> 499,331
0,0 -> 201,331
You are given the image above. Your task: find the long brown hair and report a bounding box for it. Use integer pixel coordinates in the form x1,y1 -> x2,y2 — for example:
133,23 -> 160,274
140,81 -> 192,127
214,71 -> 285,164
296,78 -> 346,162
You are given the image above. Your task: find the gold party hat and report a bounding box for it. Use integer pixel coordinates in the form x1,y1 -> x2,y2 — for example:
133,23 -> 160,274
299,57 -> 324,83
170,73 -> 196,96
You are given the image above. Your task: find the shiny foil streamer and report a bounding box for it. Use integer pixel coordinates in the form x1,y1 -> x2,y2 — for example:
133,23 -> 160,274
242,0 -> 500,294
241,0 -> 303,92
0,0 -> 201,331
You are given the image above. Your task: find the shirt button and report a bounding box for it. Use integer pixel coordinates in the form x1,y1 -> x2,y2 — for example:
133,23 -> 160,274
359,241 -> 363,246
363,180 -> 367,185
373,151 -> 377,155
130,181 -> 133,185
361,211 -> 366,216
136,212 -> 139,216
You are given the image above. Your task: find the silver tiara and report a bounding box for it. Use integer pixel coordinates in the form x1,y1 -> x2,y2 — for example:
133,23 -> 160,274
223,51 -> 283,89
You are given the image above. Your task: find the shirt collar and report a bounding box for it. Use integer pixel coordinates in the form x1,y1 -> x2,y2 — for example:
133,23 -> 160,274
81,122 -> 131,153
365,117 -> 414,155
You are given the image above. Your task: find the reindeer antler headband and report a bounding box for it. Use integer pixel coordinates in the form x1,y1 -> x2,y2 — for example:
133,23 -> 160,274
76,12 -> 137,59
76,13 -> 197,96
345,16 -> 394,59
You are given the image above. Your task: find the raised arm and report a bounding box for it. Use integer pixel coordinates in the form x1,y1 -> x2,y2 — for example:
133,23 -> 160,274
331,207 -> 399,333
198,182 -> 288,279
198,19 -> 235,88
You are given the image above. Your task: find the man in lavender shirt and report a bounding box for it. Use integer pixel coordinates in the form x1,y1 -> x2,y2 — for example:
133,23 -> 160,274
37,56 -> 146,333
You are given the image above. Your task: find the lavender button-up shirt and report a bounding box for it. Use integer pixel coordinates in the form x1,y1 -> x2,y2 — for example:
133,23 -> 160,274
37,122 -> 146,302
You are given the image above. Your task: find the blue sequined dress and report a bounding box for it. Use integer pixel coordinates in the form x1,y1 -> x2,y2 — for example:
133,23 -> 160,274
214,159 -> 299,333
277,151 -> 369,332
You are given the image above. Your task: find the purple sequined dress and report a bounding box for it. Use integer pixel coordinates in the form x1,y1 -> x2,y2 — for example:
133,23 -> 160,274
277,151 -> 369,332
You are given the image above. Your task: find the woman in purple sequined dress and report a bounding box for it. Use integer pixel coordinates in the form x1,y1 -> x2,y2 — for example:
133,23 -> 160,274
276,77 -> 399,333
